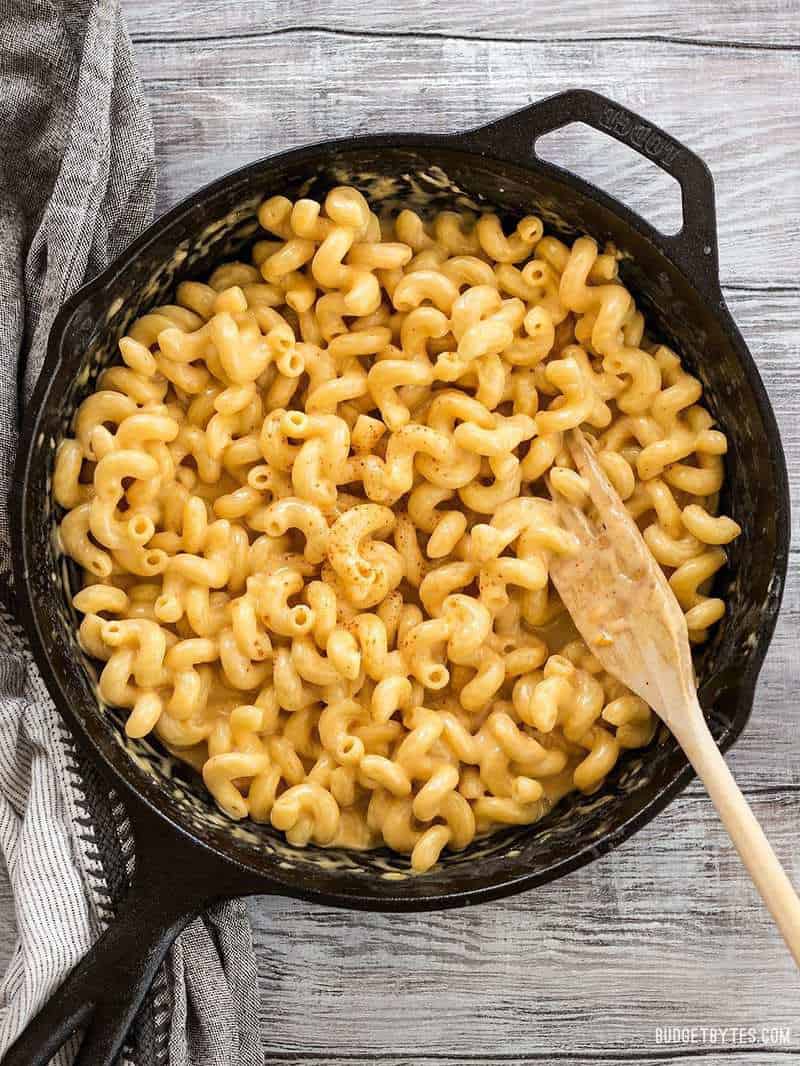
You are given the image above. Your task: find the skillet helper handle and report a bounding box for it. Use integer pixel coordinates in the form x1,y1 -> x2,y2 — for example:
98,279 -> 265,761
463,88 -> 722,303
2,797 -> 246,1066
673,699 -> 800,968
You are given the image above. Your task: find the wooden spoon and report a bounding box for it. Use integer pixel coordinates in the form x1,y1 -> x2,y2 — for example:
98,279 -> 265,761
547,428 -> 800,966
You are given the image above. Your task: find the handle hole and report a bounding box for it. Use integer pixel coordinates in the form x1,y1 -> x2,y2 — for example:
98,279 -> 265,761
535,122 -> 684,237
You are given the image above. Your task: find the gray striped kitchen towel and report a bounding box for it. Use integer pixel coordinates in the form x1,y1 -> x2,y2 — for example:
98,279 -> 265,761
0,1 -> 262,1062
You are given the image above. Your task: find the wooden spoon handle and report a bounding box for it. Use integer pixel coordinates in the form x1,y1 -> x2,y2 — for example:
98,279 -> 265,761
675,705 -> 800,967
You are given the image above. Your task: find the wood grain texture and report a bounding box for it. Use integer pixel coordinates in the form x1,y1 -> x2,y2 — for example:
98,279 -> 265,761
126,0 -> 800,47
123,30 -> 800,289
247,797 -> 800,1059
704,290 -> 800,790
267,1060 -> 798,1066
1,3 -> 798,1063
264,1060 -> 798,1065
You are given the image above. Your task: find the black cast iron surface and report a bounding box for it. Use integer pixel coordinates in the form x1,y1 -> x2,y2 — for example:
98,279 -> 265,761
5,90 -> 790,1066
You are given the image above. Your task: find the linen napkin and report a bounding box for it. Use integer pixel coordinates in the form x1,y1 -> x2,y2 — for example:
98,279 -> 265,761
0,1 -> 262,1062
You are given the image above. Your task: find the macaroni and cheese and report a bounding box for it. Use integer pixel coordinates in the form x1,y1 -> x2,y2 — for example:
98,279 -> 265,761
55,187 -> 740,871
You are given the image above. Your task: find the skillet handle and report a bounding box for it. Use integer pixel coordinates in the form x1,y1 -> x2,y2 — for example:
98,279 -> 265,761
462,88 -> 721,302
2,795 -> 253,1066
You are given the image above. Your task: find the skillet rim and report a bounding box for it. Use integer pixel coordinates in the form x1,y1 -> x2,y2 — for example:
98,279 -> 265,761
10,126 -> 791,911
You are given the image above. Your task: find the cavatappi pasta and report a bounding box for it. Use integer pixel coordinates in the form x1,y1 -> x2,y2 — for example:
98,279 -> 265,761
55,187 -> 740,872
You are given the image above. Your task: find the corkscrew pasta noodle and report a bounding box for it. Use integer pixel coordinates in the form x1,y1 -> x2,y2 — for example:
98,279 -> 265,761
55,187 -> 740,872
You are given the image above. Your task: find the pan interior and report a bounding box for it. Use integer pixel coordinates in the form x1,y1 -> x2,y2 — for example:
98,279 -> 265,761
23,141 -> 782,904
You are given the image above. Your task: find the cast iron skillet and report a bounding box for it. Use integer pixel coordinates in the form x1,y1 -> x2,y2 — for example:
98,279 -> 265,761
7,89 -> 789,1066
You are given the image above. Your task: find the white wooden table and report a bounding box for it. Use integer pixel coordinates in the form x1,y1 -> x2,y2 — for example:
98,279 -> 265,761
3,2 -> 799,1062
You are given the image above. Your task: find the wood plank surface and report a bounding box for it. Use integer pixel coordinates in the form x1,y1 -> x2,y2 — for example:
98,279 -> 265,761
270,1060 -> 799,1066
248,795 -> 800,1059
126,0 -> 800,47
1,2 -> 798,1063
123,30 -> 800,290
